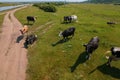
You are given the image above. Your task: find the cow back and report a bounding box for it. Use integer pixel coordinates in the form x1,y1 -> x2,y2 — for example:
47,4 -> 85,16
88,36 -> 99,48
71,15 -> 77,21
26,34 -> 37,44
62,27 -> 75,37
85,36 -> 99,53
27,16 -> 35,21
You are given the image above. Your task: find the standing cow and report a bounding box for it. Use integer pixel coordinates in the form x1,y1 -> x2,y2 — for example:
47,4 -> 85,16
27,16 -> 37,24
106,47 -> 120,67
64,15 -> 77,23
83,36 -> 99,59
59,27 -> 75,40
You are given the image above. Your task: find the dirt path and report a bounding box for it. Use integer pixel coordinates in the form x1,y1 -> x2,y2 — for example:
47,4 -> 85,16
0,6 -> 27,80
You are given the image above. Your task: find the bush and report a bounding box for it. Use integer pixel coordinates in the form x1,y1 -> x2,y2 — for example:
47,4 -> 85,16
33,3 -> 57,12
40,5 -> 57,12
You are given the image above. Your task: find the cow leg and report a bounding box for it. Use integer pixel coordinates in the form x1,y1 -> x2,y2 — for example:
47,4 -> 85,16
20,30 -> 23,34
63,37 -> 67,42
28,20 -> 29,24
106,56 -> 113,67
24,40 -> 28,48
72,33 -> 74,38
86,53 -> 91,60
69,19 -> 71,23
63,37 -> 66,41
33,21 -> 35,24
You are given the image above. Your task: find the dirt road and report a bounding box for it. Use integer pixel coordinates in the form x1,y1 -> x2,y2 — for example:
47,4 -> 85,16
0,6 -> 27,80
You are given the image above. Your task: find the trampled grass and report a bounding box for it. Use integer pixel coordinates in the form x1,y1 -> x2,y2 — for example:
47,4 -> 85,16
15,4 -> 120,80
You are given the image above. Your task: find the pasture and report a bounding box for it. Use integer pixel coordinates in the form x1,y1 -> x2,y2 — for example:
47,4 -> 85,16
15,4 -> 120,80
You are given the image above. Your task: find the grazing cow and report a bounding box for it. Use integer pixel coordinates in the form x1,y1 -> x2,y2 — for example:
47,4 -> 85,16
59,27 -> 75,40
64,15 -> 77,23
106,47 -> 120,67
24,34 -> 37,48
83,36 -> 99,59
27,16 -> 37,24
107,22 -> 115,24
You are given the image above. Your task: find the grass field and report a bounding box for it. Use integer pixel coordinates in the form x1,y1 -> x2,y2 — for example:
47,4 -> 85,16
15,4 -> 120,80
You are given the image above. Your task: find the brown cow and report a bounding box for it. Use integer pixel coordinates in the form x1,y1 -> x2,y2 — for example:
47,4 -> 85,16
20,25 -> 28,34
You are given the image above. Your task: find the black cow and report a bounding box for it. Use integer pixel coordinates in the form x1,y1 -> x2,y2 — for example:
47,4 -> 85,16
24,34 -> 37,48
83,36 -> 99,59
64,16 -> 72,23
26,16 -> 37,24
59,27 -> 75,40
106,47 -> 120,67
107,22 -> 115,24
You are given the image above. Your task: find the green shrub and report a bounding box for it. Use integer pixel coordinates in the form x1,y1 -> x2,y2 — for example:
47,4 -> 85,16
39,5 -> 57,12
33,3 -> 57,12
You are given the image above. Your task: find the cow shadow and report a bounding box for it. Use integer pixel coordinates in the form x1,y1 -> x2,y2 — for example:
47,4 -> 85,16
60,19 -> 73,24
70,51 -> 88,72
61,21 -> 74,24
16,35 -> 24,43
108,24 -> 115,27
89,63 -> 120,79
52,38 -> 71,47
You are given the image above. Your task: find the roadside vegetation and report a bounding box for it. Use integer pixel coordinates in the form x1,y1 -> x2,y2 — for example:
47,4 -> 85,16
33,3 -> 62,12
0,14 -> 4,32
0,2 -> 18,7
0,14 -> 4,24
15,3 -> 120,80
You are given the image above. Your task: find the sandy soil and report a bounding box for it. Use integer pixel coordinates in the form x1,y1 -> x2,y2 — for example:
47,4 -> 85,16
0,6 -> 27,80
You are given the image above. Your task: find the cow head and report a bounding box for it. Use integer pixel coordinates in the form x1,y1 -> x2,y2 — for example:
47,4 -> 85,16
58,31 -> 63,37
34,16 -> 37,21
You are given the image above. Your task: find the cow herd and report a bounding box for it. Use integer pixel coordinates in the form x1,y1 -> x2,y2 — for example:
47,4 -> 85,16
57,26 -> 119,67
18,15 -> 119,68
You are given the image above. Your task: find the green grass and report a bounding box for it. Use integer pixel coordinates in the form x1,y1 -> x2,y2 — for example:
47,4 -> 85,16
15,4 -> 120,80
0,14 -> 4,24
0,14 -> 4,32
